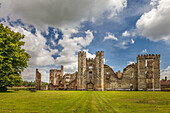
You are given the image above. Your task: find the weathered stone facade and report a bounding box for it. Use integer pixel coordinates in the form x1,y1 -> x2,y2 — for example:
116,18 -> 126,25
77,51 -> 104,91
49,65 -> 64,86
76,51 -> 160,91
35,69 -> 41,90
35,51 -> 161,91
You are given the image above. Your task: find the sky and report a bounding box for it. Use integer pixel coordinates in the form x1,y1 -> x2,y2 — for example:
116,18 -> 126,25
0,0 -> 170,82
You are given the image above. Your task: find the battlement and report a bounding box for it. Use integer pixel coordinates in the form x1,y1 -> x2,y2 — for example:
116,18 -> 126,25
78,51 -> 86,56
137,54 -> 160,59
96,51 -> 104,56
86,58 -> 94,61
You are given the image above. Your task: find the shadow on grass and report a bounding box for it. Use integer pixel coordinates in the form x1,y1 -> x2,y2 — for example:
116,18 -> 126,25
0,90 -> 15,93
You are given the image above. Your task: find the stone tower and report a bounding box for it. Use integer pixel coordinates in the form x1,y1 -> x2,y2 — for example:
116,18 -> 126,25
78,51 -> 86,90
35,69 -> 41,90
95,51 -> 104,91
137,54 -> 160,91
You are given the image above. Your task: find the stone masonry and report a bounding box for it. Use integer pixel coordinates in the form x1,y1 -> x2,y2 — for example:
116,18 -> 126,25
35,69 -> 41,90
35,51 -> 161,91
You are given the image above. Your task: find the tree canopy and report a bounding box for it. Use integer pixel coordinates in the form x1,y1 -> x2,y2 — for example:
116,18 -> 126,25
0,24 -> 30,91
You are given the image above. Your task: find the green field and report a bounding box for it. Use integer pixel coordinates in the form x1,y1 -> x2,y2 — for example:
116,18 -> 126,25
0,90 -> 169,113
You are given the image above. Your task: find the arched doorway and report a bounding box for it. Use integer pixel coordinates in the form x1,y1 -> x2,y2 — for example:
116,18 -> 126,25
86,82 -> 94,91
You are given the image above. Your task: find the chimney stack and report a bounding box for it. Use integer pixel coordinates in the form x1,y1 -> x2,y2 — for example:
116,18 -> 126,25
61,65 -> 63,71
61,65 -> 64,77
165,76 -> 167,81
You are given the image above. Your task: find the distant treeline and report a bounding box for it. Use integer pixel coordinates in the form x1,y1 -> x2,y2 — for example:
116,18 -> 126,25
22,81 -> 48,87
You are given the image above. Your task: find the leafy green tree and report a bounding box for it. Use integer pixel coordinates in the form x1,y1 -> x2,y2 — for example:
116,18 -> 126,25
0,24 -> 30,91
41,82 -> 48,86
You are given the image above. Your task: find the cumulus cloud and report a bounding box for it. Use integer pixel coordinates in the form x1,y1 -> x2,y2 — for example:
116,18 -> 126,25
141,49 -> 147,54
0,0 -> 127,29
150,0 -> 159,6
122,30 -> 130,37
104,32 -> 118,41
11,26 -> 59,82
10,26 -> 58,66
131,39 -> 135,44
2,21 -> 95,79
161,66 -> 170,80
136,0 -> 170,42
56,29 -> 94,73
83,49 -> 96,59
22,66 -> 51,82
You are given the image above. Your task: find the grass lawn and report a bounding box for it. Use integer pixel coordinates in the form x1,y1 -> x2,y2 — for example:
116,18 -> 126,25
0,90 -> 169,113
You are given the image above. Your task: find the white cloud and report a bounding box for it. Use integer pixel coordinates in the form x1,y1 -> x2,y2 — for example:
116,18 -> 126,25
83,49 -> 96,59
22,66 -> 51,82
104,32 -> 118,41
150,0 -> 159,6
131,39 -> 135,44
141,49 -> 147,54
13,27 -> 58,66
127,61 -> 135,65
161,66 -> 170,80
122,30 -> 130,37
0,0 -> 127,29
136,0 -> 170,42
56,29 -> 94,73
115,40 -> 129,49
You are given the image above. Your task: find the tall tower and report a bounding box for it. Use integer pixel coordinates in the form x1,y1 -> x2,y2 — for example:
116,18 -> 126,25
77,51 -> 86,90
137,54 -> 160,91
95,51 -> 104,91
61,65 -> 64,78
35,69 -> 41,90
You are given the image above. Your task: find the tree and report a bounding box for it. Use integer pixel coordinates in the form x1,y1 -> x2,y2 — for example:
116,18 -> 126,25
0,24 -> 30,91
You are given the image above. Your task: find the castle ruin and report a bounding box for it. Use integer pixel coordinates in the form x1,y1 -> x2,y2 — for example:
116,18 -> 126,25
36,51 -> 161,91
35,69 -> 41,90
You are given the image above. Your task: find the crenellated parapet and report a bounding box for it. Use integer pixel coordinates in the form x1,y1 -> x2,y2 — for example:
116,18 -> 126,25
86,58 -> 94,62
96,51 -> 104,56
137,54 -> 160,60
78,51 -> 86,57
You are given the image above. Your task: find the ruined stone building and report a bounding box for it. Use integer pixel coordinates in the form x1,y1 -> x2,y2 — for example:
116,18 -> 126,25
36,51 -> 161,91
76,51 -> 160,91
35,69 -> 41,90
49,65 -> 64,85
160,76 -> 170,90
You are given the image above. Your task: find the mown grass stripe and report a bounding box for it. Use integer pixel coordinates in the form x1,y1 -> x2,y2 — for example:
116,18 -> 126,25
0,90 -> 169,113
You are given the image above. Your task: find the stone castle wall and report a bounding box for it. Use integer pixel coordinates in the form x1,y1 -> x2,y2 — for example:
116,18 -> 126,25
35,51 -> 160,91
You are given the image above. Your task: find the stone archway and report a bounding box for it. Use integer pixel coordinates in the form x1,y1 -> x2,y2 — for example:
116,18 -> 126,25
86,82 -> 94,91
